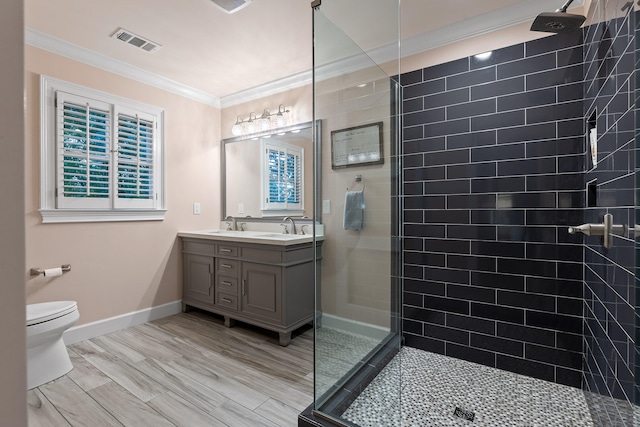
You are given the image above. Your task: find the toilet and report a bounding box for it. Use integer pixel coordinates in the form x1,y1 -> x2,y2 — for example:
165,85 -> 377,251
26,301 -> 79,389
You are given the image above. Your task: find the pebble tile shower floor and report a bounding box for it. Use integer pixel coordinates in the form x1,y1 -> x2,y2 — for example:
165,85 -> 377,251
342,346 -> 595,427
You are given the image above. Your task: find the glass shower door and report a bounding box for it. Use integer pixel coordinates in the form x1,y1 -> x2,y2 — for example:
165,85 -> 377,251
311,1 -> 402,425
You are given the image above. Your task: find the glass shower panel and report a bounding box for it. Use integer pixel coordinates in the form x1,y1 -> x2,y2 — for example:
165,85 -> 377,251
312,1 -> 401,425
304,1 -> 640,426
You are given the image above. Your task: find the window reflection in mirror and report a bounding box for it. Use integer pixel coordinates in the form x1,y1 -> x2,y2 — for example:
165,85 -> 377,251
222,121 -> 319,219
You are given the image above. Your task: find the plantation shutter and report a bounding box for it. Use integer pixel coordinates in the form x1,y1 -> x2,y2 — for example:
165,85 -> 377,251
56,92 -> 111,209
263,141 -> 303,211
114,107 -> 157,209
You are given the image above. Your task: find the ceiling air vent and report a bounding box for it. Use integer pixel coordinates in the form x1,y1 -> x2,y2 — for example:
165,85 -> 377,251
210,0 -> 252,14
111,28 -> 162,53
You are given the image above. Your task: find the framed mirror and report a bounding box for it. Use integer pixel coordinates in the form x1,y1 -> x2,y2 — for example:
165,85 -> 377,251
221,121 -> 321,220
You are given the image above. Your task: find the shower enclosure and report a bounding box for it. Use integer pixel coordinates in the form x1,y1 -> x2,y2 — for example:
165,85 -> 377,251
300,1 -> 639,426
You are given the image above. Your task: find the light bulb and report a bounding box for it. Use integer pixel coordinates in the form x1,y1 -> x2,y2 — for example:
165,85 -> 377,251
243,112 -> 257,134
273,114 -> 286,128
273,104 -> 288,129
243,120 -> 256,134
231,117 -> 243,136
257,109 -> 271,132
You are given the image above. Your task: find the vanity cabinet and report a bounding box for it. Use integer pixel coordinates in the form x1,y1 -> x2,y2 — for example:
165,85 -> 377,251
183,252 -> 215,308
182,237 -> 320,346
241,262 -> 282,322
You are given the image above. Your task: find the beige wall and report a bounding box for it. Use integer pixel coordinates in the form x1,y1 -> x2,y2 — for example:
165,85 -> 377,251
1,0 -> 27,425
317,68 -> 394,328
25,46 -> 221,326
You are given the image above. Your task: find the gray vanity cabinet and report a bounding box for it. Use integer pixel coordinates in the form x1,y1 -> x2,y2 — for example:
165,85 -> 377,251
183,249 -> 215,308
181,237 -> 319,346
241,262 -> 282,322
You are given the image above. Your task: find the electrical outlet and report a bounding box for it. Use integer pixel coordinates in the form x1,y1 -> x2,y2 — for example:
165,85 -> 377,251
322,199 -> 331,214
193,202 -> 201,215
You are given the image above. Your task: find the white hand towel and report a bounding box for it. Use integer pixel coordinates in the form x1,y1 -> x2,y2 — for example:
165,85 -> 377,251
343,190 -> 364,231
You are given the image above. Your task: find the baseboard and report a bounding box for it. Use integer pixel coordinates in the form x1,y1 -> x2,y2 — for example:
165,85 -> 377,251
319,314 -> 390,342
63,300 -> 182,345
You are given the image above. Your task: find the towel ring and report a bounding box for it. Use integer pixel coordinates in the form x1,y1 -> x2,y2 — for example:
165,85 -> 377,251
347,175 -> 365,192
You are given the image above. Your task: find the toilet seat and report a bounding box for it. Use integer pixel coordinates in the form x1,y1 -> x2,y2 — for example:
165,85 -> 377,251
27,301 -> 77,326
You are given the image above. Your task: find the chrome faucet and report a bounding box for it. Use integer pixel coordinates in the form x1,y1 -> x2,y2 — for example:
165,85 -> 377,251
224,215 -> 236,231
281,217 -> 296,235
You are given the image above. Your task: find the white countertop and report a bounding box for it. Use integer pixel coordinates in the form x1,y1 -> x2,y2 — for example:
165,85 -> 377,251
177,229 -> 324,246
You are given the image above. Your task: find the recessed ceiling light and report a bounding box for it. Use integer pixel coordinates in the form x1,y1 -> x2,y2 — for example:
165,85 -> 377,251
210,0 -> 252,14
474,51 -> 492,60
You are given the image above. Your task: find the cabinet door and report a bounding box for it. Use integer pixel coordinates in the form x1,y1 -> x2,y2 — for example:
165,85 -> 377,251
241,262 -> 282,322
183,254 -> 214,305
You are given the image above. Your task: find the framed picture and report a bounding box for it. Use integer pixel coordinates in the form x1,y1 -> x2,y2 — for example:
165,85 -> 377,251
331,122 -> 383,169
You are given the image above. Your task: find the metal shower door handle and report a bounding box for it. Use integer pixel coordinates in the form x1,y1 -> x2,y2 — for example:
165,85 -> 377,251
568,213 -> 626,248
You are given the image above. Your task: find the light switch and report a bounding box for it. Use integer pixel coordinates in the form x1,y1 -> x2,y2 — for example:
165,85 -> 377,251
238,203 -> 244,214
322,199 -> 331,214
193,202 -> 201,215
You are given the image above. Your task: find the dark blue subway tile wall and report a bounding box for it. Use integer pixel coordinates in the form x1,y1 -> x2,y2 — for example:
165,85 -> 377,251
401,7 -> 639,415
581,4 -> 638,423
400,6 -> 639,421
400,31 -> 586,388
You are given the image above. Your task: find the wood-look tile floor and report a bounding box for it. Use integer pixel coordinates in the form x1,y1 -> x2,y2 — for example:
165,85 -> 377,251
27,310 -> 313,427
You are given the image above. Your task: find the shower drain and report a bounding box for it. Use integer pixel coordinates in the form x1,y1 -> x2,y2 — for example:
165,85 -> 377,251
453,407 -> 476,422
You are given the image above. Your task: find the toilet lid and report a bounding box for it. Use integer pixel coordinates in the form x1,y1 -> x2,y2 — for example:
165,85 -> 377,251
27,301 -> 77,326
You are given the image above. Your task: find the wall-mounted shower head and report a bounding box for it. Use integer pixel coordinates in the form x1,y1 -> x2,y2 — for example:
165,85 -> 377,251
530,0 -> 586,33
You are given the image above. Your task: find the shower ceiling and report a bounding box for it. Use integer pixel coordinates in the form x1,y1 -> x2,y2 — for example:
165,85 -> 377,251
24,0 -> 582,100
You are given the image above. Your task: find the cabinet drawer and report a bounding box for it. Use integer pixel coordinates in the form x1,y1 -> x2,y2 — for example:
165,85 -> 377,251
216,245 -> 238,257
216,258 -> 239,275
216,275 -> 238,293
183,241 -> 216,256
215,292 -> 238,311
241,247 -> 282,263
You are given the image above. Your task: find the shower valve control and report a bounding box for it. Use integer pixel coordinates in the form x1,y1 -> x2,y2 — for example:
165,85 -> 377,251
568,213 -> 626,249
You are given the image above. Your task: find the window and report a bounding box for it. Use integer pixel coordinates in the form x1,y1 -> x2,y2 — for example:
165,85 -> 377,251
261,139 -> 303,215
40,76 -> 165,223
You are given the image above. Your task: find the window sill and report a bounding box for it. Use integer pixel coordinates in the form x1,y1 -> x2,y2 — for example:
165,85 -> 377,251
261,209 -> 305,217
40,209 -> 167,224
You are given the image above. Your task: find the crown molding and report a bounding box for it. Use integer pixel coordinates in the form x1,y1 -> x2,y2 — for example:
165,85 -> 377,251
25,28 -> 221,108
372,0 -> 585,66
218,52 -> 375,108
221,0 -> 586,105
27,0 -> 584,110
219,69 -> 312,108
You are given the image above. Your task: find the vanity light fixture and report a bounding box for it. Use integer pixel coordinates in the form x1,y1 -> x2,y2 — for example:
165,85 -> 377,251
231,104 -> 290,137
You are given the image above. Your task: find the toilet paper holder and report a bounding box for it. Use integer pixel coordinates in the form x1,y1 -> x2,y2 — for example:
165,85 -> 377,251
30,264 -> 71,276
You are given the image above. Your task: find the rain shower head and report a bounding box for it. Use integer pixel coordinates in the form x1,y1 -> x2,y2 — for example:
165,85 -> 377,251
530,0 -> 586,33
